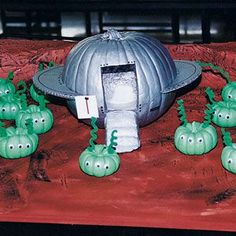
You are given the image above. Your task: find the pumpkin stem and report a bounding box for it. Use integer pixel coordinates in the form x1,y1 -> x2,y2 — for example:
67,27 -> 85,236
88,117 -> 98,152
38,61 -> 55,72
6,71 -> 14,82
30,84 -> 40,97
0,121 -> 6,137
16,80 -> 27,96
205,87 -> 216,104
20,94 -> 28,110
48,61 -> 55,67
197,61 -> 231,84
191,121 -> 199,133
30,85 -> 49,104
221,128 -> 233,146
38,95 -> 47,110
38,63 -> 44,72
108,130 -> 118,154
25,118 -> 34,134
203,103 -> 214,128
102,28 -> 123,40
177,99 -> 188,126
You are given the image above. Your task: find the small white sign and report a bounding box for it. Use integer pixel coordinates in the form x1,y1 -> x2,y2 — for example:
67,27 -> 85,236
75,95 -> 99,119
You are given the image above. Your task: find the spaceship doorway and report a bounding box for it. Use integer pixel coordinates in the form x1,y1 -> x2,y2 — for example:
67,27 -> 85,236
101,63 -> 138,112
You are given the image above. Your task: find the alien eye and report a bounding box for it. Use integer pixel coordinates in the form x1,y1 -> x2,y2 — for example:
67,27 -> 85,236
12,107 -> 16,111
85,161 -> 89,166
96,164 -> 100,168
18,144 -> 23,149
218,114 -> 222,118
41,118 -> 45,123
26,144 -> 30,148
2,108 -> 5,112
5,90 -> 9,94
9,145 -> 14,149
105,166 -> 109,169
188,138 -> 193,143
34,119 -> 38,123
198,138 -> 203,143
180,135 -> 184,140
228,95 -> 232,99
228,159 -> 232,164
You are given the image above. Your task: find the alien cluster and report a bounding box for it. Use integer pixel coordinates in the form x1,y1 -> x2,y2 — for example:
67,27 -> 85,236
0,64 -> 54,159
174,62 -> 236,174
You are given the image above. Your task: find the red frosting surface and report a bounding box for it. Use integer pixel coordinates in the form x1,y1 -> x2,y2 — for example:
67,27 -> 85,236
0,39 -> 236,231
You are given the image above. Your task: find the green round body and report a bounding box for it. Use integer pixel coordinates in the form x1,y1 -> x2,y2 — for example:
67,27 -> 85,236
212,101 -> 236,127
79,144 -> 120,177
222,82 -> 236,102
0,95 -> 21,120
0,127 -> 38,159
15,105 -> 54,134
174,121 -> 217,155
0,80 -> 15,97
221,144 -> 236,174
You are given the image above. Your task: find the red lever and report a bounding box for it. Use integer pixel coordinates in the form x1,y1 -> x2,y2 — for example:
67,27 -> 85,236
85,97 -> 89,114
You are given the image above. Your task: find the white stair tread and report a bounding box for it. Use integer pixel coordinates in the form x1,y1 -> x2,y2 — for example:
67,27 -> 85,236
106,128 -> 139,139
106,110 -> 138,128
107,136 -> 140,153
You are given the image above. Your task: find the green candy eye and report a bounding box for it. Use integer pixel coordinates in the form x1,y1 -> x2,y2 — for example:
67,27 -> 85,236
0,126 -> 38,159
79,118 -> 119,177
221,146 -> 236,174
79,144 -> 120,177
0,95 -> 21,120
175,122 -> 217,155
212,101 -> 236,127
222,82 -> 236,102
205,87 -> 236,127
175,99 -> 217,155
221,129 -> 236,174
0,82 -> 15,97
16,104 -> 54,134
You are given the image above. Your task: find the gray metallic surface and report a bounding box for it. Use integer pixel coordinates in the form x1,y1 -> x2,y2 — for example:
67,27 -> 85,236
63,30 -> 177,127
33,30 -> 201,127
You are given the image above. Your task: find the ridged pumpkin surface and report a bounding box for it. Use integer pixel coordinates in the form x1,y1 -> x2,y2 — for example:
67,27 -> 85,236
63,31 -> 176,127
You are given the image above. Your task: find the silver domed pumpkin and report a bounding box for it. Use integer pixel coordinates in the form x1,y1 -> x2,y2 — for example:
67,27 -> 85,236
64,29 -> 190,127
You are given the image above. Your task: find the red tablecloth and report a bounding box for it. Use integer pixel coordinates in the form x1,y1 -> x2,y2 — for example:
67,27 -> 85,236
0,39 -> 236,232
